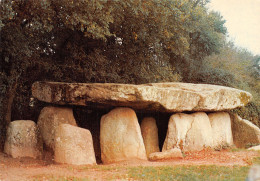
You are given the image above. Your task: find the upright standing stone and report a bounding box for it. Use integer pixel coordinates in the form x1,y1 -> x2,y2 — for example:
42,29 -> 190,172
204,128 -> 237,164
100,108 -> 147,164
4,120 -> 42,158
230,113 -> 260,148
163,112 -> 213,152
163,113 -> 193,151
37,106 -> 77,151
141,117 -> 160,156
184,112 -> 213,151
54,124 -> 96,165
208,112 -> 233,149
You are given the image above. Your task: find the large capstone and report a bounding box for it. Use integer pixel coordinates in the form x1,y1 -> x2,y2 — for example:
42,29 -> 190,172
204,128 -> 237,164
54,124 -> 96,165
32,81 -> 252,112
4,120 -> 42,159
100,108 -> 147,164
37,106 -> 77,151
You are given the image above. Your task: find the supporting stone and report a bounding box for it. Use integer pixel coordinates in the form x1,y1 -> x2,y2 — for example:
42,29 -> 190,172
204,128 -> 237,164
54,124 -> 96,165
163,112 -> 213,152
4,120 -> 42,159
141,117 -> 160,156
208,112 -> 233,149
149,148 -> 183,161
185,112 -> 213,151
230,113 -> 260,148
100,107 -> 147,164
162,113 -> 193,151
37,106 -> 77,151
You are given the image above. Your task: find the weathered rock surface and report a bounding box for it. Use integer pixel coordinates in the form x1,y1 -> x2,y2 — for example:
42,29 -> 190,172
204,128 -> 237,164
184,112 -> 213,151
247,145 -> 260,151
163,112 -> 213,152
208,112 -> 233,149
32,81 -> 252,112
141,117 -> 160,156
149,148 -> 183,161
4,120 -> 42,159
100,108 -> 147,164
54,124 -> 96,165
162,113 -> 192,151
230,113 -> 260,148
37,106 -> 77,151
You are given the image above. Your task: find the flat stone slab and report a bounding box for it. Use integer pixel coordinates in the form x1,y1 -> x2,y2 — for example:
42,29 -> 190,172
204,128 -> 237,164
149,148 -> 183,161
32,81 -> 252,112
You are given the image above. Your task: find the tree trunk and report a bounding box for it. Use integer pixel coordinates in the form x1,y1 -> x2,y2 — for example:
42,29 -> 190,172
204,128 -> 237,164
0,76 -> 18,150
5,79 -> 18,128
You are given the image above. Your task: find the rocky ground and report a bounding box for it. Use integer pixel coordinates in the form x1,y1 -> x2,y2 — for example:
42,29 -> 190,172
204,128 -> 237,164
0,149 -> 259,181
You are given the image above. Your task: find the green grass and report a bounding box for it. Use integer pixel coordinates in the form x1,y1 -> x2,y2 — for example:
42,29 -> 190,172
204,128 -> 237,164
127,165 -> 250,181
252,156 -> 260,164
31,156 -> 260,181
125,156 -> 260,181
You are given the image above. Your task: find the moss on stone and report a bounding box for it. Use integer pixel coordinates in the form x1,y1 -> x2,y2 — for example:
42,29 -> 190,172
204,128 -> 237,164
239,92 -> 251,105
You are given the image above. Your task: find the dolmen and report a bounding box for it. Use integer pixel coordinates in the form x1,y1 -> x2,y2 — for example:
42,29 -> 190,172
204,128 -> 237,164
4,81 -> 259,165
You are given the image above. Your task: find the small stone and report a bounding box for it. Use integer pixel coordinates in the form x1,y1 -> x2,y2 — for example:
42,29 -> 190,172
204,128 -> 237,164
149,148 -> 183,161
4,120 -> 42,159
248,145 -> 260,151
54,124 -> 96,165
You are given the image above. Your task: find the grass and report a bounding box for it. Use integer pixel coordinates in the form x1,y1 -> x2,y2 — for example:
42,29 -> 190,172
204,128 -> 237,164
252,155 -> 260,164
27,164 -> 258,181
126,156 -> 260,181
127,165 -> 250,181
30,155 -> 260,181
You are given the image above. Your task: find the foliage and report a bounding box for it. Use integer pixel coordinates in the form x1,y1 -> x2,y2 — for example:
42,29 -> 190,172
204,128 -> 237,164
204,42 -> 260,125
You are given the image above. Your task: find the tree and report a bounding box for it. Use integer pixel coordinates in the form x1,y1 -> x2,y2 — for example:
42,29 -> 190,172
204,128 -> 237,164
203,42 -> 260,125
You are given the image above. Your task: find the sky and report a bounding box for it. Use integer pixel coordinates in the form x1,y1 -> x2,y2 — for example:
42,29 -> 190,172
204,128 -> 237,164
208,0 -> 260,55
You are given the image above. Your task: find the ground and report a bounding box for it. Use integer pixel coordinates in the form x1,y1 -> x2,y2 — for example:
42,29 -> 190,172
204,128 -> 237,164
0,149 -> 259,181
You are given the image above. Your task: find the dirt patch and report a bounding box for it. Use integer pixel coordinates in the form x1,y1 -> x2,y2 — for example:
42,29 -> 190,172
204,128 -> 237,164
0,149 -> 259,181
